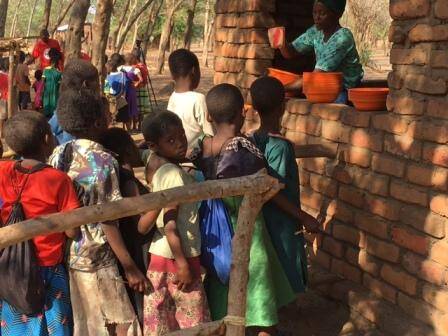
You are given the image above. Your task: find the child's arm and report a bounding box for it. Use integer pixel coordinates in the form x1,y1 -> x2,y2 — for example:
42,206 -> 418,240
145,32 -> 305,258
138,209 -> 160,234
102,222 -> 150,292
163,205 -> 193,291
134,71 -> 143,88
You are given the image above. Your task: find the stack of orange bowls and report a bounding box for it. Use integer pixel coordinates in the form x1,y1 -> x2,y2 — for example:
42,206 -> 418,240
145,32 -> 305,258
303,72 -> 343,103
267,68 -> 302,97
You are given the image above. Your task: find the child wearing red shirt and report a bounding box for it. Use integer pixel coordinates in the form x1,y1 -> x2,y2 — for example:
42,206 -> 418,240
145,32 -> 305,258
0,111 -> 79,336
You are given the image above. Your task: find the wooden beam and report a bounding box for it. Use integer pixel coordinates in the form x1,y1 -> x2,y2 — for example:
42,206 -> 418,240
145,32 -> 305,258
294,144 -> 338,159
0,171 -> 280,250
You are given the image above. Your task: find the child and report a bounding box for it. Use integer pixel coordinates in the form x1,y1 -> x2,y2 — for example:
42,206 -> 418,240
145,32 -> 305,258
0,111 -> 80,336
49,88 -> 146,336
42,48 -> 62,118
119,53 -> 141,132
138,111 -> 210,336
191,84 -> 295,336
250,76 -> 320,294
0,58 -> 8,138
99,127 -> 150,327
105,54 -> 131,130
15,51 -> 31,110
133,52 -> 152,126
32,69 -> 44,111
167,49 -> 213,152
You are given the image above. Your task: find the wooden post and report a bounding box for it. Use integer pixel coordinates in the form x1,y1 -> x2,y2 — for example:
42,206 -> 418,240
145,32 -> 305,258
0,171 -> 278,250
7,45 -> 17,119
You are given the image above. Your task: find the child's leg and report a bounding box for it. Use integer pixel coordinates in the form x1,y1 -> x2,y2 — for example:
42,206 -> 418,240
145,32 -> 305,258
144,270 -> 178,336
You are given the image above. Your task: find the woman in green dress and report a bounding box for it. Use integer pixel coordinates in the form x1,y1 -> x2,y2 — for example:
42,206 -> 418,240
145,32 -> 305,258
271,0 -> 363,104
192,83 -> 296,336
250,77 -> 320,293
42,48 -> 62,118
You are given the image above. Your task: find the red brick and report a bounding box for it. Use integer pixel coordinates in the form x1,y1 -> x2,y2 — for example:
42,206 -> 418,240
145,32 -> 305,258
351,169 -> 390,197
295,115 -> 322,136
389,48 -> 429,65
333,224 -> 362,246
345,247 -> 359,265
310,104 -> 346,121
372,114 -> 408,134
397,293 -> 435,326
434,312 -> 448,336
432,50 -> 448,69
384,134 -> 422,161
237,12 -> 275,29
344,146 -> 371,168
372,154 -> 406,177
403,252 -> 448,286
216,14 -> 238,28
380,264 -> 417,295
309,248 -> 331,269
245,59 -> 271,75
389,24 -> 407,44
365,195 -> 401,221
404,73 -> 447,95
390,180 -> 428,206
423,143 -> 448,168
286,99 -> 311,115
354,211 -> 389,239
422,283 -> 448,313
365,235 -> 400,262
341,109 -> 371,127
427,99 -> 448,120
331,258 -> 362,283
430,194 -> 448,217
322,236 -> 345,258
284,131 -> 306,145
413,120 -> 448,144
326,199 -> 355,224
391,227 -> 429,255
300,187 -> 324,210
331,166 -> 352,184
299,157 -> 329,175
321,120 -> 351,143
407,164 -> 448,191
435,0 -> 448,19
358,250 -> 381,276
238,0 -> 276,12
339,185 -> 365,208
363,273 -> 397,303
388,71 -> 403,89
350,128 -> 383,152
238,44 -> 274,59
388,93 -> 426,115
400,205 -> 446,238
390,0 -> 430,19
299,169 -> 310,187
409,24 -> 448,43
430,241 -> 448,267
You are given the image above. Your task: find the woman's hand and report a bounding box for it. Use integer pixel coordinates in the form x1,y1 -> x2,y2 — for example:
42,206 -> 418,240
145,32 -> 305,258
175,261 -> 193,292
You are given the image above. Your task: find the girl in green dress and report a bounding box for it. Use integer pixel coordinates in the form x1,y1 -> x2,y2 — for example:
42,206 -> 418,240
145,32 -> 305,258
250,77 -> 320,294
192,83 -> 296,336
42,48 -> 62,118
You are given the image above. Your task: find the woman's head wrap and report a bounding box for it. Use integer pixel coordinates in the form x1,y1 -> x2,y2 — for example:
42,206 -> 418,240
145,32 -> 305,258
316,0 -> 347,16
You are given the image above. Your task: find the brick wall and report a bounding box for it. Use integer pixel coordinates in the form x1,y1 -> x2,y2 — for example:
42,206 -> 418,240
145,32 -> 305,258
216,1 -> 448,334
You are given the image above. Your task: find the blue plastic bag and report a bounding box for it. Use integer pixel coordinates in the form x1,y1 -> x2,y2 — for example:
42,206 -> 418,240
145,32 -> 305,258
199,199 -> 234,284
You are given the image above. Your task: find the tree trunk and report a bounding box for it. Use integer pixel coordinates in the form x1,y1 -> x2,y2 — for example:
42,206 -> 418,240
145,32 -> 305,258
0,0 -> 9,37
91,0 -> 113,81
115,0 -> 155,52
182,0 -> 197,49
119,0 -> 137,46
131,17 -> 141,49
142,0 -> 163,58
110,0 -> 131,52
26,0 -> 39,37
156,0 -> 182,74
202,19 -> 213,67
65,0 -> 90,62
50,0 -> 76,36
201,0 -> 210,66
42,0 -> 53,30
10,0 -> 23,37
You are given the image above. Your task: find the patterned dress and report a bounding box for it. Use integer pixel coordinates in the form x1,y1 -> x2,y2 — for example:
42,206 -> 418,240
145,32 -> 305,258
49,139 -> 141,336
42,66 -> 61,118
292,25 -> 364,89
192,136 -> 296,327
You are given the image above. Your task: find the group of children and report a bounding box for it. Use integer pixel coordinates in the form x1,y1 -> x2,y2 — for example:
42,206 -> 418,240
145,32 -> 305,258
0,49 -> 319,336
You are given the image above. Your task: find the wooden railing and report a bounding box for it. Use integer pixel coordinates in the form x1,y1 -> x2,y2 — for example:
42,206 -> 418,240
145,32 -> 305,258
0,170 -> 282,336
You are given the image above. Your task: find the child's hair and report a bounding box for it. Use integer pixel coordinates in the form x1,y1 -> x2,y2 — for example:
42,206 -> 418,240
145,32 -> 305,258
4,110 -> 50,157
34,69 -> 43,81
206,83 -> 244,124
0,57 -> 9,71
168,49 -> 199,80
124,53 -> 135,65
142,111 -> 183,144
110,53 -> 124,69
250,76 -> 285,115
99,127 -> 137,164
18,51 -> 26,64
48,48 -> 62,66
57,88 -> 104,136
60,58 -> 99,91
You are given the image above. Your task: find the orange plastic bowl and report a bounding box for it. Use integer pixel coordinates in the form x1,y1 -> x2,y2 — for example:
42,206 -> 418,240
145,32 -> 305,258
303,72 -> 343,103
267,68 -> 302,97
348,88 -> 389,111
